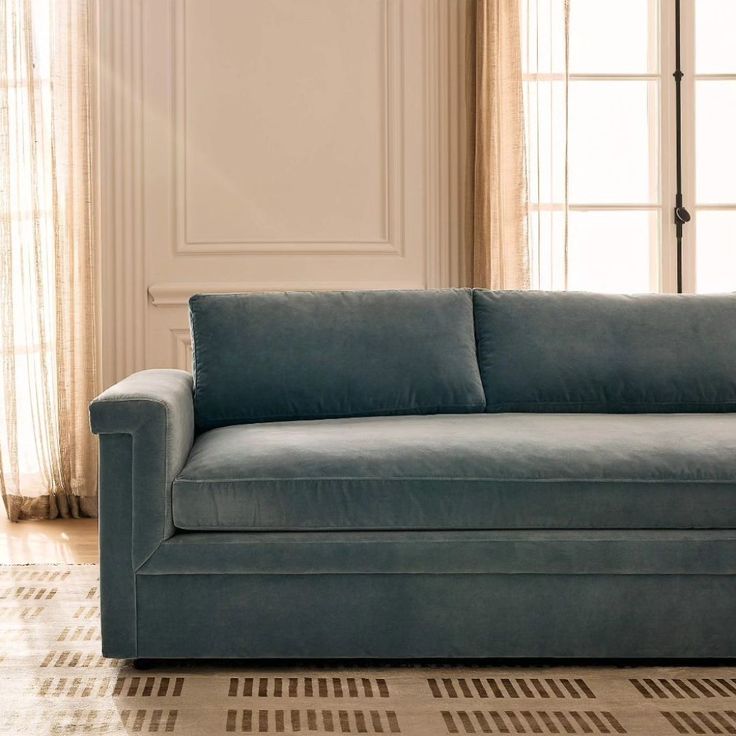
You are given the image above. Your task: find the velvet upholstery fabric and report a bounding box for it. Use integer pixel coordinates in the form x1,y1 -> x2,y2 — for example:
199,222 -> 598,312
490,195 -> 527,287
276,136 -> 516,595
135,571 -> 736,658
189,290 -> 485,431
89,369 -> 194,566
142,530 -> 736,576
89,370 -> 194,657
89,290 -> 736,660
173,413 -> 736,530
474,290 -> 736,412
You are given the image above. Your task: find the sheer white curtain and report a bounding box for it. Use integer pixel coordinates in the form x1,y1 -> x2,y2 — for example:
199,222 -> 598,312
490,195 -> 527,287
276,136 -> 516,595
0,0 -> 97,521
522,0 -> 570,290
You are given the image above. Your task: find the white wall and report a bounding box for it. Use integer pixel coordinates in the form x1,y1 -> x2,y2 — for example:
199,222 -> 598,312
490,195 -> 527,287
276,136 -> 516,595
99,0 -> 470,385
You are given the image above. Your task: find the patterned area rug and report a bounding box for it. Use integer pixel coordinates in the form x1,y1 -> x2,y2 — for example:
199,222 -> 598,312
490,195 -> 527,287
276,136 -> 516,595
1,565 -> 736,735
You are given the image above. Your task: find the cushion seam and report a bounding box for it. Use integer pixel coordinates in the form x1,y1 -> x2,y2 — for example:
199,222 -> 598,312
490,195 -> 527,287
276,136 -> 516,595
485,401 -> 736,408
173,477 -> 736,484
195,402 -> 486,427
171,524 -> 736,532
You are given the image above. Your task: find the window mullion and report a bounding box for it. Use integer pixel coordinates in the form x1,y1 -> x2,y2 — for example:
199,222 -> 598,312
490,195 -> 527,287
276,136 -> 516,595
647,0 -> 660,292
659,0 -> 677,293
680,0 -> 697,292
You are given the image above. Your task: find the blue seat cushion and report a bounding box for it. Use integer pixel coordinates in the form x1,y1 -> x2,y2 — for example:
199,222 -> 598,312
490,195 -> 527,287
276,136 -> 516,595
172,413 -> 736,531
189,289 -> 485,431
474,290 -> 736,413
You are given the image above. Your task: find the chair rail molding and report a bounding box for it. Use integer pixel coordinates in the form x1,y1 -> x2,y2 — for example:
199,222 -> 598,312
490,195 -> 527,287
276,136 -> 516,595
148,281 -> 431,308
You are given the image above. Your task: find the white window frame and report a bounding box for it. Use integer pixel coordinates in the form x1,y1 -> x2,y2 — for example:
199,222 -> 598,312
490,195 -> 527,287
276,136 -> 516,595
661,0 -> 680,293
525,1 -> 735,294
677,0 -> 736,293
523,0 -> 664,292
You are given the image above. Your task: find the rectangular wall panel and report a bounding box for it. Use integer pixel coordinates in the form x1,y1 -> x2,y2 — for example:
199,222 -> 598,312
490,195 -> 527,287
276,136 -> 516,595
99,0 -> 468,379
182,0 -> 389,247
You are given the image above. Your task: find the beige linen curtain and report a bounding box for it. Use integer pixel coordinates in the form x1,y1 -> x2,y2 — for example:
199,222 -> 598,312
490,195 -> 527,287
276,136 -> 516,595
467,0 -> 530,289
0,0 -> 98,521
467,0 -> 570,290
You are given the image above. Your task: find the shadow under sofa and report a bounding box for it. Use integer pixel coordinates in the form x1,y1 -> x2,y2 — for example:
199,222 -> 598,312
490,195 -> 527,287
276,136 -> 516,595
89,288 -> 736,659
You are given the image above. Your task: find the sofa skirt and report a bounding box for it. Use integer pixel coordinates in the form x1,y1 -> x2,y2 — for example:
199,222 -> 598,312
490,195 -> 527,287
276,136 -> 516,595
133,571 -> 735,659
102,530 -> 736,660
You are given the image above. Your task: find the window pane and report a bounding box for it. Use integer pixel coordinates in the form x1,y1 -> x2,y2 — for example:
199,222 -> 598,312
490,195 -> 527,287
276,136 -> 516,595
696,0 -> 736,74
522,0 -> 567,75
696,81 -> 736,204
696,211 -> 736,293
569,81 -> 659,204
528,209 -> 567,290
567,210 -> 657,292
524,80 -> 566,205
569,0 -> 656,74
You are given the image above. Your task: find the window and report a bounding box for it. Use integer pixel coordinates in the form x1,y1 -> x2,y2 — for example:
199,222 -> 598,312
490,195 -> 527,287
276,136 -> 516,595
3,1 -> 57,496
522,0 -> 736,294
692,0 -> 736,292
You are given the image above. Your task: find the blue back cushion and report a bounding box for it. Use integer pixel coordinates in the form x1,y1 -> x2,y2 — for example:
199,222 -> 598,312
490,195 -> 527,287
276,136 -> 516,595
190,289 -> 486,430
474,289 -> 736,412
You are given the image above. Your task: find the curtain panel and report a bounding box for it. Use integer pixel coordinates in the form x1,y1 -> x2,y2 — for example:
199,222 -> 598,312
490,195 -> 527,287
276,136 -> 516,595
0,0 -> 98,520
467,0 -> 530,289
522,0 -> 570,290
467,0 -> 570,290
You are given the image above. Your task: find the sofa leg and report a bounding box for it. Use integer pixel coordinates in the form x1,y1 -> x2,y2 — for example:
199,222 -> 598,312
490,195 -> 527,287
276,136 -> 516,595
133,658 -> 157,670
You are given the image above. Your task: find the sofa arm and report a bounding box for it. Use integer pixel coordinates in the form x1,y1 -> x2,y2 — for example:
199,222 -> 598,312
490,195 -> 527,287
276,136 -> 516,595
90,369 -> 194,566
90,369 -> 193,657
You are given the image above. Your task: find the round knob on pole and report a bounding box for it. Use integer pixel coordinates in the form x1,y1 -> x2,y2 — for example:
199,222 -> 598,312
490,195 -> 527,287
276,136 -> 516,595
675,206 -> 691,225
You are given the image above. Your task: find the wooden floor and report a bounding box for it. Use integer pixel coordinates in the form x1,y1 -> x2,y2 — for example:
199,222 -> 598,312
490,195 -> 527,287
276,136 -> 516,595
0,514 -> 98,564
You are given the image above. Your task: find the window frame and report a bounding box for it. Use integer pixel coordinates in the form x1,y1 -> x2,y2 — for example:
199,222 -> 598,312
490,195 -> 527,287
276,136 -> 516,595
524,0 -> 734,295
523,0 -> 664,292
678,0 -> 736,293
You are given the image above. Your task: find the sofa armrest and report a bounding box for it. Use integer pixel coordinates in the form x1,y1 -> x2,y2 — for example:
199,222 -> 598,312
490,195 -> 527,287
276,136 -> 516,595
90,369 -> 194,565
89,369 -> 194,657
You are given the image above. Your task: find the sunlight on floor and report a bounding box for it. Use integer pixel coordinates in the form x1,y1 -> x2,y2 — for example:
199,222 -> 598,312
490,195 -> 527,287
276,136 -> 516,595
0,516 -> 98,564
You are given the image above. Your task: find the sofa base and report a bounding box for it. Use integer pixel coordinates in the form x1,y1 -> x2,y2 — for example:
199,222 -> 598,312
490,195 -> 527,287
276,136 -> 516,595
100,530 -> 736,660
131,571 -> 736,659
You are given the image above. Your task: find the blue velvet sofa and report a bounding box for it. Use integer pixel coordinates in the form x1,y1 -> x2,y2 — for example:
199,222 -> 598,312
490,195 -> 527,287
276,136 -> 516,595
89,289 -> 736,660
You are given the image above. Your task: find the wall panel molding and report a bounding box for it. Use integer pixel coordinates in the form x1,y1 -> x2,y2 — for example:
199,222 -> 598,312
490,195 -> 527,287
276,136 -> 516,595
99,0 -> 147,386
422,0 -> 467,288
101,0 -> 465,371
169,328 -> 192,371
424,0 -> 443,288
172,0 -> 405,256
426,0 -> 469,288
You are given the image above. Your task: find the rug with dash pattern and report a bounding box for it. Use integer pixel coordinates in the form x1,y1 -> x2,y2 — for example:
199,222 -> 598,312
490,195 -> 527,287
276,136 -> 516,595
1,564 -> 736,735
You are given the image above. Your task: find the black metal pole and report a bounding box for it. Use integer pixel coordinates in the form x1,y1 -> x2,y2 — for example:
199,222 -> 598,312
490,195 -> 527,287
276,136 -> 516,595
673,0 -> 691,293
